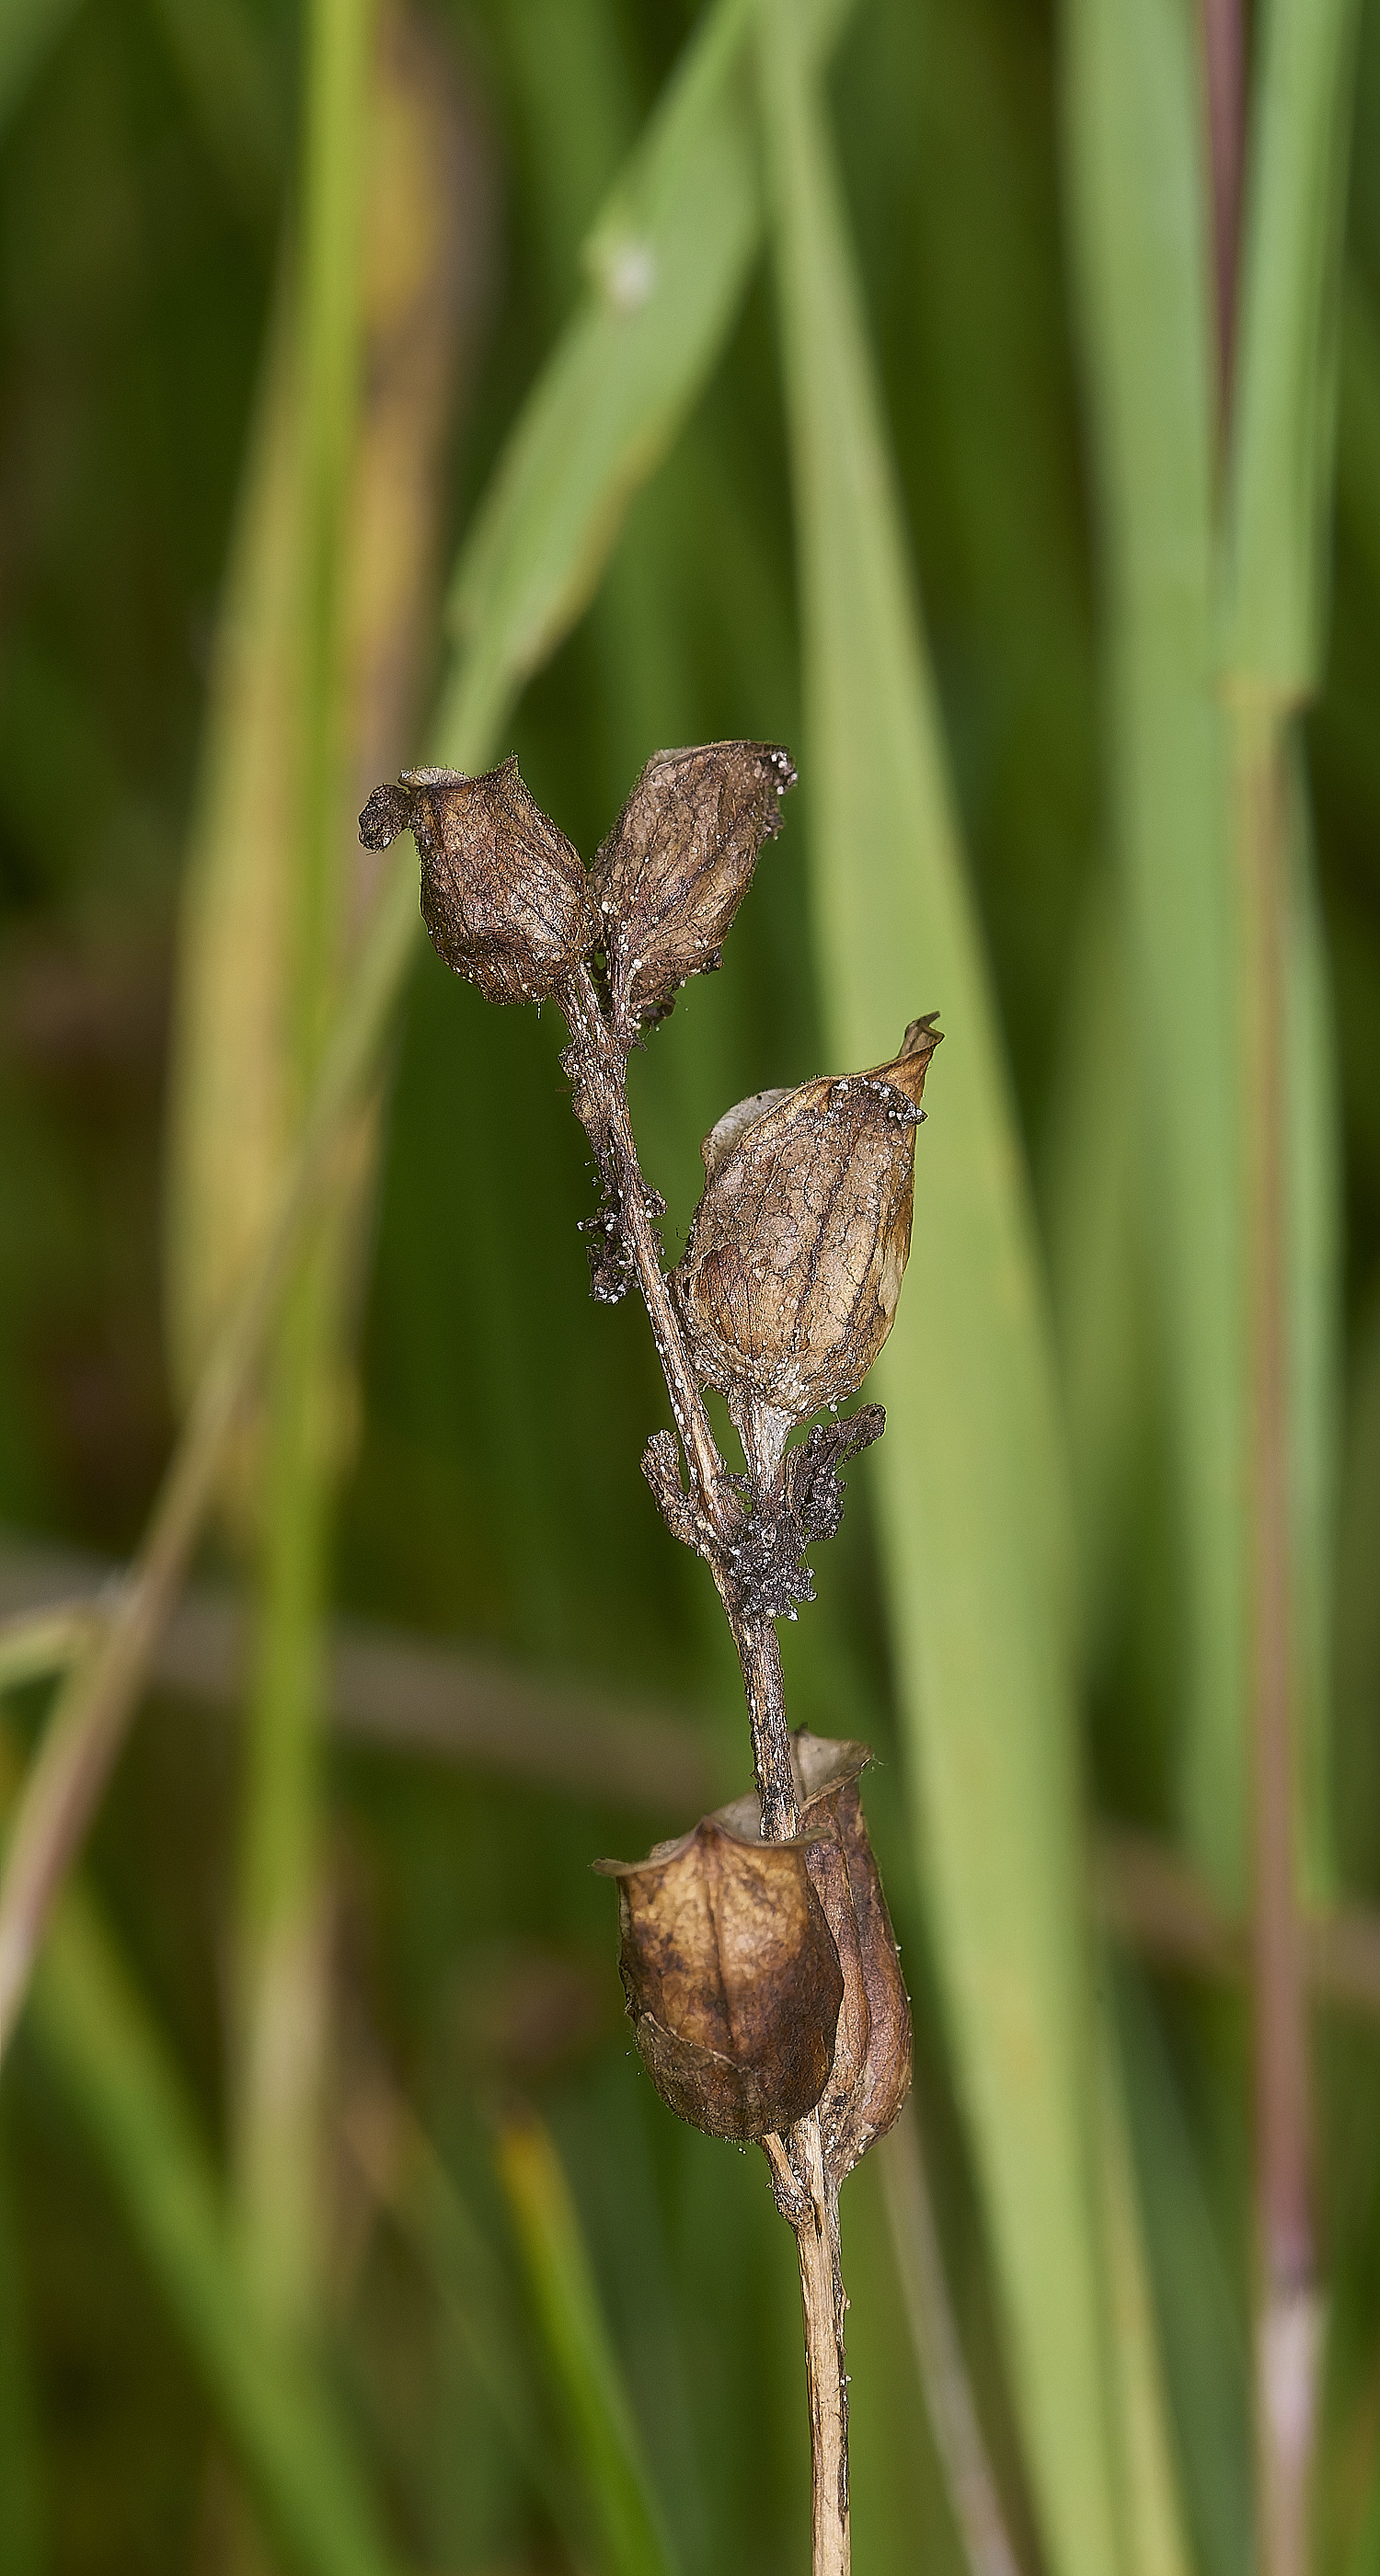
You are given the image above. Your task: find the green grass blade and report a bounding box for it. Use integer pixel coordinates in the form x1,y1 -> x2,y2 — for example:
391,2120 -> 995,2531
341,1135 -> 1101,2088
1338,273 -> 1380,602
0,1601 -> 96,1698
434,0 -> 846,761
879,2101 -> 1025,2576
1060,0 -> 1247,1904
1114,1970 -> 1252,2576
231,0 -> 374,2357
163,273 -> 299,1425
1041,881 -> 1146,1683
496,2109 -> 677,2576
1222,0 -> 1363,693
1094,1995 -> 1193,2576
756,14 -> 1141,2573
26,1882 -> 403,2576
364,2103 -> 580,2540
438,0 -> 755,743
1217,0 -> 1357,1934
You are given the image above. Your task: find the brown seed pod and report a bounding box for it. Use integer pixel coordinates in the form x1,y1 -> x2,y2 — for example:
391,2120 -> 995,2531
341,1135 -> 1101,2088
719,1733 -> 911,2180
591,740 -> 796,1036
595,1812 -> 844,2141
673,1016 -> 942,1429
359,755 -> 598,1003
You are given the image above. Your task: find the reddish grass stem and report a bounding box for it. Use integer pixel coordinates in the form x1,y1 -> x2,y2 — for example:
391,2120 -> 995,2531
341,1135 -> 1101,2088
1200,0 -> 1246,407
1237,705 -> 1318,2576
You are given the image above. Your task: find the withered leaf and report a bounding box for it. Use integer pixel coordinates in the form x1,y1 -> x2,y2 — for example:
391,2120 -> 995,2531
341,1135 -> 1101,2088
673,1016 -> 942,1427
595,1813 -> 844,2141
359,754 -> 598,1002
723,1732 -> 911,2181
592,741 -> 796,1036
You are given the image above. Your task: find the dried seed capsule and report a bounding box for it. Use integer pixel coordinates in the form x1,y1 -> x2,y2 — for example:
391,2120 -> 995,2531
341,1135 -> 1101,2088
719,1732 -> 911,2181
673,1016 -> 942,1427
592,740 -> 796,1036
595,1813 -> 844,2141
796,1735 -> 912,2177
359,755 -> 598,1003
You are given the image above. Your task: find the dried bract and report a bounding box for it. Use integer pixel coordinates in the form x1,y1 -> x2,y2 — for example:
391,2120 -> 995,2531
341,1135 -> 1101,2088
592,741 -> 796,1036
673,1016 -> 942,1426
730,1406 -> 886,1620
595,1814 -> 844,2141
720,1732 -> 911,2181
359,754 -> 598,1002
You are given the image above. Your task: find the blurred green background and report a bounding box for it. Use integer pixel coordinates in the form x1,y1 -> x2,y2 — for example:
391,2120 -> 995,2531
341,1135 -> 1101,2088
0,0 -> 1377,2572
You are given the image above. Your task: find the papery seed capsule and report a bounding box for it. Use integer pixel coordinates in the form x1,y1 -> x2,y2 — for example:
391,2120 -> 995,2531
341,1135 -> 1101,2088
795,1735 -> 912,2176
673,1016 -> 942,1427
592,740 -> 796,1036
719,1732 -> 911,2182
359,755 -> 598,1003
594,1814 -> 844,2141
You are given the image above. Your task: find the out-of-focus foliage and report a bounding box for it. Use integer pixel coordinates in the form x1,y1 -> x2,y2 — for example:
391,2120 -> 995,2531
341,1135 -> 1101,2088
0,0 -> 1377,2572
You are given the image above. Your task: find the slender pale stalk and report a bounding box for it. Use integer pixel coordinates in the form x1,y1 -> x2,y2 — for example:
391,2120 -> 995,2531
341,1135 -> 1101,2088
792,2112 -> 849,2576
558,964 -> 803,1839
1233,695 -> 1318,2576
1220,0 -> 1359,2541
557,959 -> 850,2571
1200,0 -> 1246,401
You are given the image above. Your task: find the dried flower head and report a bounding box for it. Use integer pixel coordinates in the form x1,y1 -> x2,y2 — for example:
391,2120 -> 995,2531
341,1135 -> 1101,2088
595,1812 -> 845,2140
673,1016 -> 942,1429
592,740 -> 796,1036
359,754 -> 598,1003
721,1733 -> 911,2181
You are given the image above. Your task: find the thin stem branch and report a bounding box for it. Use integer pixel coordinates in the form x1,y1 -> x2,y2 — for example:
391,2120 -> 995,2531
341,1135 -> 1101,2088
1199,0 -> 1246,409
559,962 -> 802,1836
558,958 -> 848,2570
732,1615 -> 799,1840
560,965 -> 727,1523
1235,696 -> 1317,2576
793,2110 -> 850,2576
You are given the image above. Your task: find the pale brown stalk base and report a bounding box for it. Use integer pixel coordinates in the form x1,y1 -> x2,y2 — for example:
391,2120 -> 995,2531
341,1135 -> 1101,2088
767,2112 -> 850,2575
1256,2284 -> 1322,2576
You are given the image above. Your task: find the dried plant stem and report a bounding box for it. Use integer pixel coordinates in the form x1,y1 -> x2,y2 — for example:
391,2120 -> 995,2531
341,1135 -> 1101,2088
560,965 -> 726,1520
560,963 -> 799,1832
559,957 -> 850,2571
1235,695 -> 1317,2576
733,1619 -> 800,1842
792,2111 -> 850,2576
